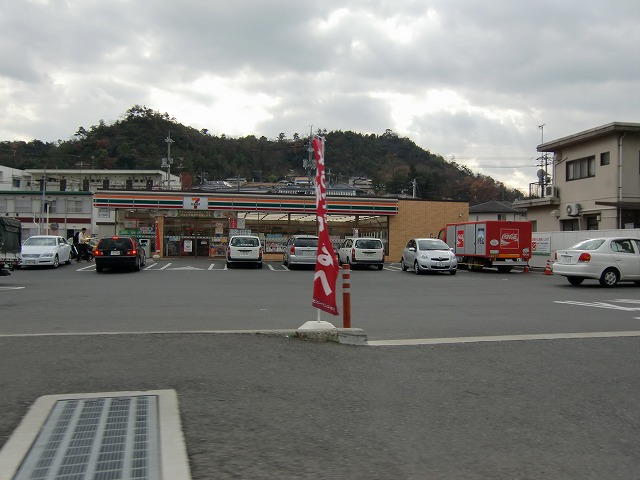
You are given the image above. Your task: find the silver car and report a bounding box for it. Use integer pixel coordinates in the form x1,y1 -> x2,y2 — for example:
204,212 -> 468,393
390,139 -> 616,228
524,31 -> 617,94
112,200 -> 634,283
401,238 -> 457,275
283,235 -> 318,269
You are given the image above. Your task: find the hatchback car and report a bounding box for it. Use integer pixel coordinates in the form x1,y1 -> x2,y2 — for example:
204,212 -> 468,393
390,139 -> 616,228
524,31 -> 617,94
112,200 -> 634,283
553,237 -> 640,287
338,237 -> 385,270
227,235 -> 263,269
18,235 -> 72,268
94,236 -> 146,272
401,238 -> 457,275
283,235 -> 318,268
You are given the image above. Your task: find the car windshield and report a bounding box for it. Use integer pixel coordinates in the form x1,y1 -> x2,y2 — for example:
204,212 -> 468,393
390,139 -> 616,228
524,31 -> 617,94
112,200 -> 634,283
417,239 -> 449,251
24,237 -> 56,247
570,239 -> 605,250
231,237 -> 259,247
355,239 -> 382,249
295,238 -> 318,247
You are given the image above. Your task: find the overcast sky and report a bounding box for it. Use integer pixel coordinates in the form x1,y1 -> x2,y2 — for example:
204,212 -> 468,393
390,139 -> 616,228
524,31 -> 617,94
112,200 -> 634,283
2,0 -> 638,192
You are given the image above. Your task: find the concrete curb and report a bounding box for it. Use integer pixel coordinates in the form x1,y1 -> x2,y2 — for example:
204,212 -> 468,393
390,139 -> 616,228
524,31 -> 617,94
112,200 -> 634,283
255,328 -> 368,345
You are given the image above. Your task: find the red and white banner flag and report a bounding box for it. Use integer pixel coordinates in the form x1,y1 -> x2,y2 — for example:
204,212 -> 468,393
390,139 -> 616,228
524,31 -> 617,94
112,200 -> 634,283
311,136 -> 339,315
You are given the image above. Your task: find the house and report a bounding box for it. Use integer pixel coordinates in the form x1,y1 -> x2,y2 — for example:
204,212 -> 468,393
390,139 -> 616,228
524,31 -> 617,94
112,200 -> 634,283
469,201 -> 527,222
513,122 -> 640,231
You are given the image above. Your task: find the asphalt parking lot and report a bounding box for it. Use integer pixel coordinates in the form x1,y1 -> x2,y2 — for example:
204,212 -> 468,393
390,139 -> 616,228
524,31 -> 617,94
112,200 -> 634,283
1,260 -> 639,479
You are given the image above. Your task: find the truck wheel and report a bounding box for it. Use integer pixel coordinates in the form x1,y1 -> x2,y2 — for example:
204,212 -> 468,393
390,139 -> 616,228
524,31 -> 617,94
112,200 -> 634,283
496,266 -> 513,273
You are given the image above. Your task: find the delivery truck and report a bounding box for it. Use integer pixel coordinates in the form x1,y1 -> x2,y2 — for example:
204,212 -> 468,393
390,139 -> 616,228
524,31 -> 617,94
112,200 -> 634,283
0,217 -> 21,277
439,220 -> 532,272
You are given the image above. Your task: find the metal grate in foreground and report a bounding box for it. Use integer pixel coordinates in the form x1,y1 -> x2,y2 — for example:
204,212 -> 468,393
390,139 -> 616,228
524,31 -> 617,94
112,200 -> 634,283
14,395 -> 159,480
0,390 -> 191,480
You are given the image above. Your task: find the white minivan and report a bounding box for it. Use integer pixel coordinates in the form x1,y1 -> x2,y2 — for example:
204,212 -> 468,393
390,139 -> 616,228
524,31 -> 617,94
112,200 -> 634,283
338,237 -> 385,270
226,235 -> 263,269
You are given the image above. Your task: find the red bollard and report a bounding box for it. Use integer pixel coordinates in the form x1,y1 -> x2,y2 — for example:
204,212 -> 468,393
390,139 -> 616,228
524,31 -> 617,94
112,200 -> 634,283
342,264 -> 351,328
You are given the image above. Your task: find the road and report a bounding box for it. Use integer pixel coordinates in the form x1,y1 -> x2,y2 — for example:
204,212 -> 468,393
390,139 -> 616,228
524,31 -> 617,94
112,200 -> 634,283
1,260 -> 639,479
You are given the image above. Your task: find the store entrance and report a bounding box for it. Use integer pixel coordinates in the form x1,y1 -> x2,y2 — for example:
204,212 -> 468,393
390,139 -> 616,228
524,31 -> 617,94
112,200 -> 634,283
164,217 -> 216,258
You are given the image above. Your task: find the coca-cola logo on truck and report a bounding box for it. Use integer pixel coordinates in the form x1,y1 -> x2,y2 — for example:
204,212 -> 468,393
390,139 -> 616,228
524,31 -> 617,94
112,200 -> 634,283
456,229 -> 464,248
500,229 -> 519,249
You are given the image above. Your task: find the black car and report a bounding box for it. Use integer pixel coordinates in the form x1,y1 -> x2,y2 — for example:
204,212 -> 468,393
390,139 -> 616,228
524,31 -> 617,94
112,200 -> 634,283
94,236 -> 146,272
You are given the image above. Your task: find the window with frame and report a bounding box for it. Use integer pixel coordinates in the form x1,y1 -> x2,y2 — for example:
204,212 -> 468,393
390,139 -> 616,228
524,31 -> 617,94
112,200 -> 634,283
600,152 -> 610,166
566,156 -> 595,180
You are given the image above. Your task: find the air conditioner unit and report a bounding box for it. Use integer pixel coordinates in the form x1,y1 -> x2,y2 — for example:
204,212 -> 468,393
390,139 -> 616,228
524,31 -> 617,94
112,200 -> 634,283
565,203 -> 582,217
545,185 -> 558,197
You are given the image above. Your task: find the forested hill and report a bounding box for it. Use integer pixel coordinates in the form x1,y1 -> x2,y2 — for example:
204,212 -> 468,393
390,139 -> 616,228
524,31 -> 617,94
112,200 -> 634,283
0,105 -> 523,203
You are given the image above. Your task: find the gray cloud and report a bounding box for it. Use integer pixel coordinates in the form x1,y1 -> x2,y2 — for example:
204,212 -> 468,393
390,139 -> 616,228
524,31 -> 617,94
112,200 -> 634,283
0,0 -> 638,191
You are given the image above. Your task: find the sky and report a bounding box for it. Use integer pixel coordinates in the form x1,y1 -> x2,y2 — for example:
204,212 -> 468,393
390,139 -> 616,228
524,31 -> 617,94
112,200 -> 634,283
1,0 -> 639,193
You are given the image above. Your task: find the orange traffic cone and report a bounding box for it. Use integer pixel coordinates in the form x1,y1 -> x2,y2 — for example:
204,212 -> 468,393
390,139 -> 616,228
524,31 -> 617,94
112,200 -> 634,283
544,260 -> 552,275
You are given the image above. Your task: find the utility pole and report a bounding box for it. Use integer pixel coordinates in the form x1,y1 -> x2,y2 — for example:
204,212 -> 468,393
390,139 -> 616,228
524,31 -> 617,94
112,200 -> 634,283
163,132 -> 174,190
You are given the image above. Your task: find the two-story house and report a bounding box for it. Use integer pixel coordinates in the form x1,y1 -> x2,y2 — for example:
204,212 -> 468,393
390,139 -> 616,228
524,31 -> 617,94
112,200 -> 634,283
514,122 -> 640,231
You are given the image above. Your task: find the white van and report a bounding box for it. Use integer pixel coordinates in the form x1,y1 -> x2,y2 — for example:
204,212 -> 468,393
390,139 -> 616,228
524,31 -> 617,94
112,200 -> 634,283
227,235 -> 263,269
338,237 -> 385,270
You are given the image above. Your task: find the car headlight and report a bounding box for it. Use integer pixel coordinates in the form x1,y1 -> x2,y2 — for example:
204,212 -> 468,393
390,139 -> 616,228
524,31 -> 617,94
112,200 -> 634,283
419,252 -> 430,259
42,252 -> 54,258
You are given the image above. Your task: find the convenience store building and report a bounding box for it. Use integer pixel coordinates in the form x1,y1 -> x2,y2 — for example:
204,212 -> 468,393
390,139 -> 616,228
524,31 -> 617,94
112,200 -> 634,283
92,191 -> 468,262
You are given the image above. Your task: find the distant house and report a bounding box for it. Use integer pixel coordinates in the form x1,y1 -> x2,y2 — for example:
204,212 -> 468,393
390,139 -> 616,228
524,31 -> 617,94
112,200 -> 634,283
469,201 -> 527,222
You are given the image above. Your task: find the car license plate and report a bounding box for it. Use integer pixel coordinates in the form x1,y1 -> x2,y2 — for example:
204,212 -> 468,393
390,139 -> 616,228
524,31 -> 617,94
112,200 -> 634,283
110,251 -> 121,256
24,260 -> 35,265
302,251 -> 314,256
436,262 -> 444,267
364,252 -> 373,256
561,255 -> 571,263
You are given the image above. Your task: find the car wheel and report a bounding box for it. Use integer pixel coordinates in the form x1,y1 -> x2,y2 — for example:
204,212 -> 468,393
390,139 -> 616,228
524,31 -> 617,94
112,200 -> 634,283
401,258 -> 408,271
599,268 -> 619,287
257,262 -> 263,269
414,261 -> 421,275
226,261 -> 232,269
450,270 -> 457,275
567,276 -> 584,286
377,264 -> 383,270
65,253 -> 72,265
96,265 -> 104,273
134,256 -> 141,271
52,255 -> 59,269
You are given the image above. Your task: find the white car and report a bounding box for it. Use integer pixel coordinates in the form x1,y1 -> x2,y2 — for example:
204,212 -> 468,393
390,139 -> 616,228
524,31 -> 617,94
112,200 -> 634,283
19,235 -> 72,268
338,237 -> 385,270
553,237 -> 640,287
226,235 -> 263,269
401,238 -> 457,275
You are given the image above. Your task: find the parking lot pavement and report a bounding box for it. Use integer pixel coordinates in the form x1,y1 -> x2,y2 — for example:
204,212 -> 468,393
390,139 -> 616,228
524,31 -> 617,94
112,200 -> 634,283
1,332 -> 639,479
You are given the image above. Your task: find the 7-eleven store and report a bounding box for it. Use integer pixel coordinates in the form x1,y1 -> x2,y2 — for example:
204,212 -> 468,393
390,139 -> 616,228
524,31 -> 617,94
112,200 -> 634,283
93,191 -> 399,260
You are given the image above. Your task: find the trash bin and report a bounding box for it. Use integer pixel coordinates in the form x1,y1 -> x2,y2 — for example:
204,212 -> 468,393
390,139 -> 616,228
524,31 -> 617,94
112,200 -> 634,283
139,238 -> 151,259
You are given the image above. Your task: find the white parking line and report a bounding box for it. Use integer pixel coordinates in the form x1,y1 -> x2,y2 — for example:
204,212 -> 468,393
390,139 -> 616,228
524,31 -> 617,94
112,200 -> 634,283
0,286 -> 25,290
368,331 -> 640,346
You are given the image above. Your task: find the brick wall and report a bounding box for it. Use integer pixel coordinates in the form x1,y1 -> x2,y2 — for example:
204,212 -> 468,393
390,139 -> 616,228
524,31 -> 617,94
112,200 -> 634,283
388,199 -> 468,261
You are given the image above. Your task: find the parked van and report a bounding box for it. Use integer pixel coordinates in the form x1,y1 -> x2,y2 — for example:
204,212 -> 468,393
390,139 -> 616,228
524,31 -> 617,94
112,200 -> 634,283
338,237 -> 384,270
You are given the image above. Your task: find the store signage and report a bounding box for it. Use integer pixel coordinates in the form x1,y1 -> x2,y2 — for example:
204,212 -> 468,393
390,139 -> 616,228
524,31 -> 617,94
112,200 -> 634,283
176,210 -> 213,218
183,196 -> 207,210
